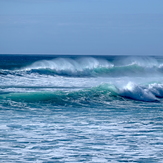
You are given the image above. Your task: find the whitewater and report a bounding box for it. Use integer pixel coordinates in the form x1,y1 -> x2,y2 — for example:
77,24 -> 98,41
0,54 -> 163,162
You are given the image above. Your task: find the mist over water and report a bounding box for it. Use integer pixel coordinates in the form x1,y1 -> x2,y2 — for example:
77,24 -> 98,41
0,55 -> 163,162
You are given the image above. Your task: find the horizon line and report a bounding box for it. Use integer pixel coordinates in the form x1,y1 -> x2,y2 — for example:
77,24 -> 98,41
0,53 -> 161,56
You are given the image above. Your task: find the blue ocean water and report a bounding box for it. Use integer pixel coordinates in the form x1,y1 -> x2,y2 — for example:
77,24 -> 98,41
0,54 -> 163,163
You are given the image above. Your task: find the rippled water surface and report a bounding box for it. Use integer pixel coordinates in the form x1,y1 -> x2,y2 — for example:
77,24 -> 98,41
1,101 -> 163,163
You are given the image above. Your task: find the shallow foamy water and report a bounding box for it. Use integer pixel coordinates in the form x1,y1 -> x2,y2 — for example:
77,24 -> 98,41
0,101 -> 163,163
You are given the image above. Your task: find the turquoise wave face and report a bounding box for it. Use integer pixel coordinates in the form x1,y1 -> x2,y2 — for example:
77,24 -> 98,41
1,83 -> 163,107
0,84 -> 117,106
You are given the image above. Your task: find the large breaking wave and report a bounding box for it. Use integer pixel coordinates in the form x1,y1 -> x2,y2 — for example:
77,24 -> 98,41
0,56 -> 163,77
1,83 -> 163,105
21,56 -> 163,77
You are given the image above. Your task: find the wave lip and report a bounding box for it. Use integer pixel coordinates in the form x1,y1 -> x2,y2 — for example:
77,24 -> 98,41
148,83 -> 163,98
119,82 -> 158,102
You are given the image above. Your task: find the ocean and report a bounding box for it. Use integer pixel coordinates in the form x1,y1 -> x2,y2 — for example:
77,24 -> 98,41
0,54 -> 163,163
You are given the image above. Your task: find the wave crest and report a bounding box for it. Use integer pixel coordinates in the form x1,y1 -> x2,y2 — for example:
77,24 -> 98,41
24,57 -> 113,76
119,82 -> 158,102
1,82 -> 163,104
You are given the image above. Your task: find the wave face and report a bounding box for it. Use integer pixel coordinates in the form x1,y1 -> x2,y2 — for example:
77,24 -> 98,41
1,55 -> 163,104
1,82 -> 163,105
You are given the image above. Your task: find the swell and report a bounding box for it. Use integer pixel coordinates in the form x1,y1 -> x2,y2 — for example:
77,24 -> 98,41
0,83 -> 163,106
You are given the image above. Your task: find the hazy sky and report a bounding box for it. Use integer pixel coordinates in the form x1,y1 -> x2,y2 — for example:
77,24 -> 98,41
0,0 -> 163,55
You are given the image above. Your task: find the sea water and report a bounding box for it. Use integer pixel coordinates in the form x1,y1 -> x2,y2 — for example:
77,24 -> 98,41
0,54 -> 163,163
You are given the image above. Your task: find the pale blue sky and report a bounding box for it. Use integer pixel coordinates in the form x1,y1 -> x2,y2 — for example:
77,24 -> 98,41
0,0 -> 163,55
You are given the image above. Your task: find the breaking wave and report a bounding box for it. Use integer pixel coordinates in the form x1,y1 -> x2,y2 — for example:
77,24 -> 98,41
20,56 -> 163,77
1,82 -> 163,105
24,57 -> 113,77
1,56 -> 163,77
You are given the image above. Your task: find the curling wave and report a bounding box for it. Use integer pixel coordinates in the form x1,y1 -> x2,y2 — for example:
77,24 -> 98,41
21,56 -> 163,77
24,57 -> 113,77
1,82 -> 163,105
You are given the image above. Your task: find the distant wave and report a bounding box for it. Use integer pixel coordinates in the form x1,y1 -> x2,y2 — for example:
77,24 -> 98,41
24,57 -> 113,77
1,56 -> 163,77
10,56 -> 160,77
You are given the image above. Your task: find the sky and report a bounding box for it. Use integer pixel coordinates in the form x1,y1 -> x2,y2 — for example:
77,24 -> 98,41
0,0 -> 163,55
